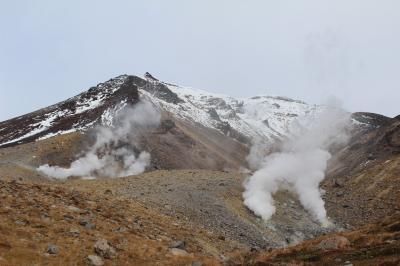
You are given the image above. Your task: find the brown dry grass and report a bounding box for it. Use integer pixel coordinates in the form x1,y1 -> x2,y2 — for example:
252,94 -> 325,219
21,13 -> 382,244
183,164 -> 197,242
0,179 -> 223,266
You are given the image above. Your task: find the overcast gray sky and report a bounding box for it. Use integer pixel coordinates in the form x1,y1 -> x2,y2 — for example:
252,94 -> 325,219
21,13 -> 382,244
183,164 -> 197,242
0,0 -> 399,121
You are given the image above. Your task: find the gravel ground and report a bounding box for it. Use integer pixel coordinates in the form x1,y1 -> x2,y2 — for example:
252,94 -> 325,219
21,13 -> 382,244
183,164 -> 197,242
115,170 -> 336,249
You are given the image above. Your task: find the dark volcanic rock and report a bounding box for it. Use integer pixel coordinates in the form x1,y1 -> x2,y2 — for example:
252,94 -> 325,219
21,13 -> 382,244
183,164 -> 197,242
141,82 -> 184,105
352,112 -> 392,128
208,108 -> 221,121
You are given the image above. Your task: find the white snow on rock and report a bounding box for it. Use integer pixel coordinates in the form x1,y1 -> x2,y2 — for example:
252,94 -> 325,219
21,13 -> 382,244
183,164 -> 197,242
0,110 -> 68,146
140,80 -> 319,142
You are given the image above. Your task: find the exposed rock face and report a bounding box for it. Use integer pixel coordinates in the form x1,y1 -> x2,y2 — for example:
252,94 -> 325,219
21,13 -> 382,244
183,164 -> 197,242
141,77 -> 183,104
352,112 -> 392,128
207,108 -> 221,121
144,72 -> 159,82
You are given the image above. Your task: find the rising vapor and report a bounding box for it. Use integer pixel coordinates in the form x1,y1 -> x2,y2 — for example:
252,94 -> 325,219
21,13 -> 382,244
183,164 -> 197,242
38,101 -> 161,179
243,106 -> 350,225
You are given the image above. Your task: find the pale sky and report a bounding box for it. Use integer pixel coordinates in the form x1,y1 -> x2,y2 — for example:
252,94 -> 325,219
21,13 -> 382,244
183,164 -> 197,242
0,0 -> 399,121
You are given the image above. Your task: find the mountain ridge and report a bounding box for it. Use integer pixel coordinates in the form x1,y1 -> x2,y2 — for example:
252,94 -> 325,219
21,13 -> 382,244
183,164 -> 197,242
0,73 -> 384,149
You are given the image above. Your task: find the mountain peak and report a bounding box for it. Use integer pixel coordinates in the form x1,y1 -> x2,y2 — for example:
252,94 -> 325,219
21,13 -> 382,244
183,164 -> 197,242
144,72 -> 159,82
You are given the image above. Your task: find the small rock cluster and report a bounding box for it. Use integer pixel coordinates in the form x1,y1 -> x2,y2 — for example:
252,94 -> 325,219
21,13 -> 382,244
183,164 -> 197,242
87,239 -> 116,266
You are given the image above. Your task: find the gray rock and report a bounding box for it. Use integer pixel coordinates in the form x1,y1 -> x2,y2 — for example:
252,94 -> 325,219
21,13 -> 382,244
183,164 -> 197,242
63,214 -> 74,221
66,205 -> 81,212
170,248 -> 189,256
334,179 -> 344,188
79,219 -> 96,229
161,119 -> 175,131
208,108 -> 221,121
192,261 -> 203,266
46,244 -> 59,255
94,239 -> 116,259
86,255 -> 104,266
104,189 -> 113,195
169,240 -> 185,250
113,226 -> 127,233
14,219 -> 26,226
336,191 -> 344,197
69,228 -> 80,237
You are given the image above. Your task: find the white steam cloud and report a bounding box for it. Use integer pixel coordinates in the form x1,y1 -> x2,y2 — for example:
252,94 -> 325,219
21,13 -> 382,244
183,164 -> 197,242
243,107 -> 350,225
38,101 -> 161,179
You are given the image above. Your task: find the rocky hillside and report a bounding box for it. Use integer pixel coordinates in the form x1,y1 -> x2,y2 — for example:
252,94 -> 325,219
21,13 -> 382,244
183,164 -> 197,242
323,114 -> 400,228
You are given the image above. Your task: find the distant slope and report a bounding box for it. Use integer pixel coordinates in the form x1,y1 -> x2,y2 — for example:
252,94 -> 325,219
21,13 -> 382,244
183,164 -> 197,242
323,114 -> 400,227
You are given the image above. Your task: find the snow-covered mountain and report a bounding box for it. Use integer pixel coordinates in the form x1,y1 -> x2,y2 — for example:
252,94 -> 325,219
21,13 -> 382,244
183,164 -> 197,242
141,73 -> 319,144
0,73 -> 374,148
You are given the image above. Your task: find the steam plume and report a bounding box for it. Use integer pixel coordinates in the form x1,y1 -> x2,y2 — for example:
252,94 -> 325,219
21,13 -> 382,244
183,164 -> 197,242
243,107 -> 350,224
38,101 -> 160,179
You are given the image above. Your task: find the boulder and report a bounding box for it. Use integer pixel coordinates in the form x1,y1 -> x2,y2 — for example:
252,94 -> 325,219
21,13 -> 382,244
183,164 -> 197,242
170,248 -> 189,256
87,255 -> 104,266
94,239 -> 116,259
46,244 -> 59,255
169,240 -> 185,250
